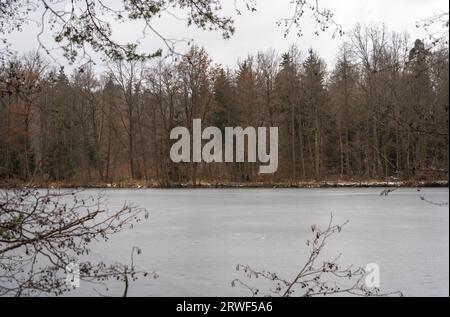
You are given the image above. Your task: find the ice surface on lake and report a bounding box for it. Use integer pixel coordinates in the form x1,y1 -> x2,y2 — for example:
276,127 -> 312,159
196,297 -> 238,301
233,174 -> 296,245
70,188 -> 449,297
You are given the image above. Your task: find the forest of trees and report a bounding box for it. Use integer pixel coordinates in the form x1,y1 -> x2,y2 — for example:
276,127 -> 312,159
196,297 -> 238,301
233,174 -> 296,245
0,25 -> 448,186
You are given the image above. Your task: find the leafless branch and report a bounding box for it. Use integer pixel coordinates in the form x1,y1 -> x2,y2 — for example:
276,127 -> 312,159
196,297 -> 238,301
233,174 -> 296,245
232,215 -> 403,297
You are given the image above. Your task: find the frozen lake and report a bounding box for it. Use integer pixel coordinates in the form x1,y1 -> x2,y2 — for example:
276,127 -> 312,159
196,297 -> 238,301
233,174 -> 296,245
71,188 -> 449,297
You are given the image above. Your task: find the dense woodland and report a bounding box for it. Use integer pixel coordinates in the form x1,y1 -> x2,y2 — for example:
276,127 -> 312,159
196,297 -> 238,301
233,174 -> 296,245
0,25 -> 448,186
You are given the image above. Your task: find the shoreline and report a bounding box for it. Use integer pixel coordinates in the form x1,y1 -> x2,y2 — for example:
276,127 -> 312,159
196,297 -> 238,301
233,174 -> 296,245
1,180 -> 448,189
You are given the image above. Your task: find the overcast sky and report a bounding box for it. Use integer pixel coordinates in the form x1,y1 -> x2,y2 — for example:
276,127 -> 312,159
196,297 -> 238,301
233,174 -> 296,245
6,0 -> 449,69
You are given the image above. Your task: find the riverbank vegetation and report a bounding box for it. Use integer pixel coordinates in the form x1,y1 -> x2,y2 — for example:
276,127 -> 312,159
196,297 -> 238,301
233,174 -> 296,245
0,2 -> 448,187
1,28 -> 448,187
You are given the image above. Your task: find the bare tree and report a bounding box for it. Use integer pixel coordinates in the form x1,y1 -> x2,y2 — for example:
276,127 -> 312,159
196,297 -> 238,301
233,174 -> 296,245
108,60 -> 146,180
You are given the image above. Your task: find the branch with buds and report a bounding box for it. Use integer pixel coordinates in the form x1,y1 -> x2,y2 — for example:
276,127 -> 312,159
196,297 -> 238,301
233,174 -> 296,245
0,188 -> 156,297
232,215 -> 403,297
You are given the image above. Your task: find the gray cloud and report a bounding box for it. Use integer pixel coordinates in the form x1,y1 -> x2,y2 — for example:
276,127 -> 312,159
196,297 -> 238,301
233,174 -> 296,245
5,0 -> 449,68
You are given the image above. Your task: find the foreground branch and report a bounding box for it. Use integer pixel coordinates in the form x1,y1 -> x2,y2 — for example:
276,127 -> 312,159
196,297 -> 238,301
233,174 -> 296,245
0,188 -> 156,297
232,215 -> 403,297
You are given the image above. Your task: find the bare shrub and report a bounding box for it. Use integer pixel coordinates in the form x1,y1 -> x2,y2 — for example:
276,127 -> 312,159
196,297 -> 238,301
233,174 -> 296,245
0,188 -> 157,297
232,215 -> 403,297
